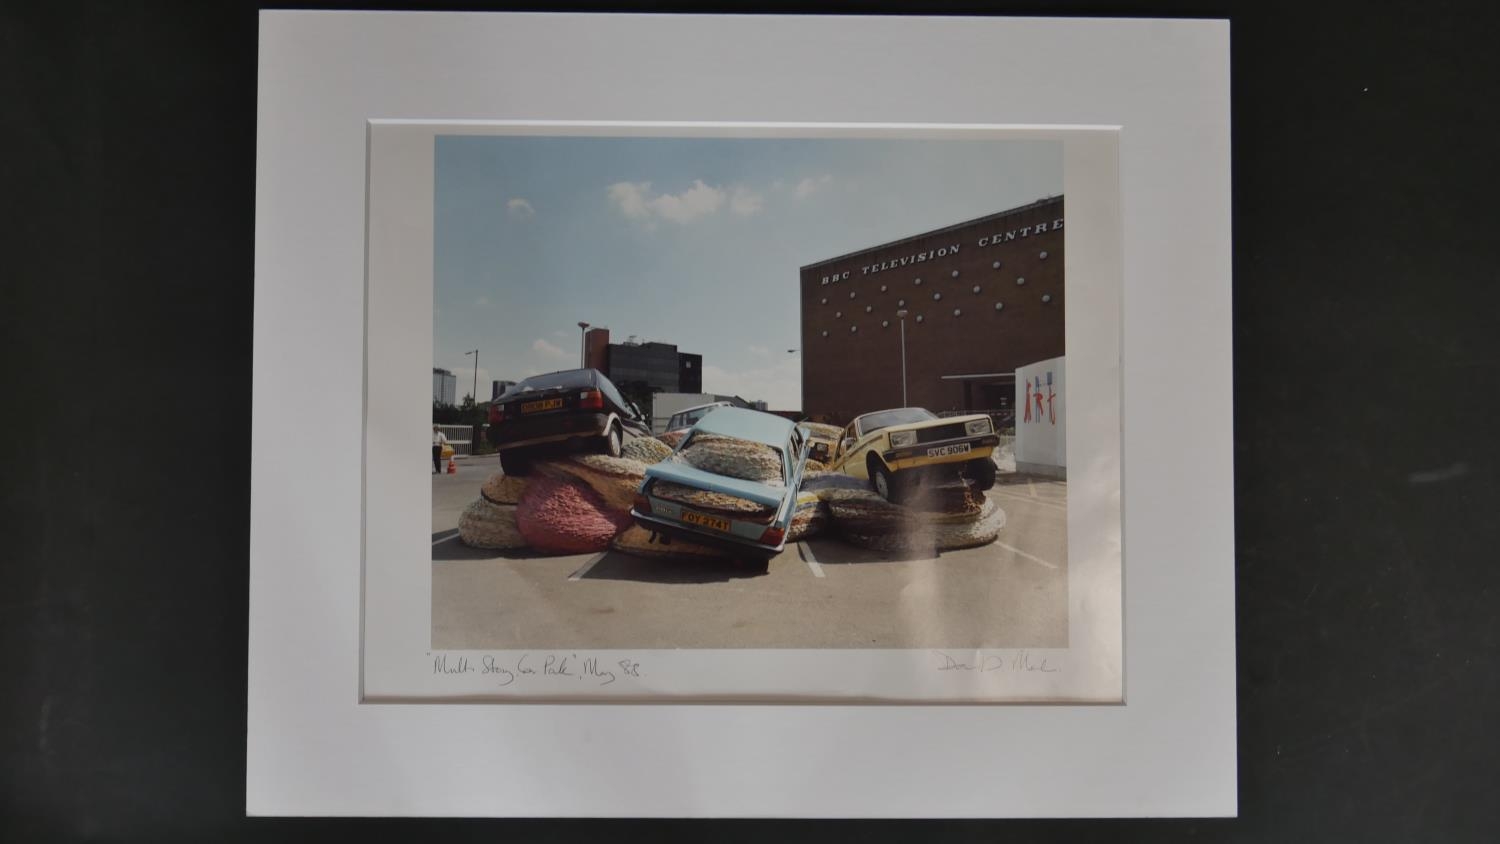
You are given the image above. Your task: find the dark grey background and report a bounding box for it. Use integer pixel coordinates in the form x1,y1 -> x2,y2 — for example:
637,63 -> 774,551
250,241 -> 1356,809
3,1 -> 1497,841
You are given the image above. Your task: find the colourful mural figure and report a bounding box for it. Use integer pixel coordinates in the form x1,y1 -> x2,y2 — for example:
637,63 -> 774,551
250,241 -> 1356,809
1033,375 -> 1045,423
1024,379 -> 1034,423
1046,371 -> 1057,424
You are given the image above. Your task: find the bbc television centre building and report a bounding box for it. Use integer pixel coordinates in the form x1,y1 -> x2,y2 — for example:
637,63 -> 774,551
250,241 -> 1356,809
798,196 -> 1064,424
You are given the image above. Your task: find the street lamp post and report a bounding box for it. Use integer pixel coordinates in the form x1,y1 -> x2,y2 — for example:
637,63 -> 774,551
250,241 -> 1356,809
577,321 -> 591,368
895,310 -> 909,407
464,349 -> 479,404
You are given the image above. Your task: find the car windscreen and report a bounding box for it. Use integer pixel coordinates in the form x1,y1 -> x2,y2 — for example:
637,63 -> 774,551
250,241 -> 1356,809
857,408 -> 937,435
505,369 -> 595,397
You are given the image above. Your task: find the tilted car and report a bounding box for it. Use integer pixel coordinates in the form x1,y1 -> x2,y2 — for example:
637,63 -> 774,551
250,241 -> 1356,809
486,368 -> 651,475
662,400 -> 734,436
826,407 -> 1000,502
630,407 -> 812,567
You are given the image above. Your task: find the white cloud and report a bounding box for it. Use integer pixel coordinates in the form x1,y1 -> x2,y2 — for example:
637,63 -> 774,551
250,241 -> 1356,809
607,179 -> 726,225
506,197 -> 535,218
794,174 -> 833,199
475,295 -> 491,306
747,344 -> 770,357
531,338 -> 570,360
701,354 -> 801,410
729,186 -> 764,217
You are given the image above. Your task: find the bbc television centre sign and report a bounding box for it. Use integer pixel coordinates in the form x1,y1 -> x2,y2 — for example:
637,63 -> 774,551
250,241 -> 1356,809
819,217 -> 1064,286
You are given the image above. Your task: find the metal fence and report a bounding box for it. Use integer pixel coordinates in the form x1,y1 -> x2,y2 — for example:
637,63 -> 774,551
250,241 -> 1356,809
434,424 -> 477,456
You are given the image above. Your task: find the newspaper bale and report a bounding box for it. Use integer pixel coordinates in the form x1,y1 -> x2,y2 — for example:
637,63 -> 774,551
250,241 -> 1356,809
842,497 -> 1006,553
799,471 -> 869,499
673,434 -> 785,485
787,491 -> 828,542
651,480 -> 778,521
515,475 -> 633,555
657,430 -> 688,449
535,454 -> 647,512
480,472 -> 529,505
622,436 -> 673,465
457,497 -> 527,550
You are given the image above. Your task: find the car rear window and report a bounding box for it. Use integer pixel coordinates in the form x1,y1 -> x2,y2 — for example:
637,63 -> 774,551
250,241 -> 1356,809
506,369 -> 595,396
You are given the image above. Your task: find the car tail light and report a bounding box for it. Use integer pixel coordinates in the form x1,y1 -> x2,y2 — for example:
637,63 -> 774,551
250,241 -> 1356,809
759,525 -> 785,546
579,389 -> 605,411
488,404 -> 504,424
632,490 -> 652,514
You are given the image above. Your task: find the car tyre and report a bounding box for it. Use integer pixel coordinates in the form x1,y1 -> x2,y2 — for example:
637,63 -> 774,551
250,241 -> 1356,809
499,448 -> 532,477
869,455 -> 903,503
965,456 -> 998,490
599,423 -> 623,457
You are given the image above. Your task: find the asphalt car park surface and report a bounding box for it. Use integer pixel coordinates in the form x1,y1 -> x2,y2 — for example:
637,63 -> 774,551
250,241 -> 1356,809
431,456 -> 1068,650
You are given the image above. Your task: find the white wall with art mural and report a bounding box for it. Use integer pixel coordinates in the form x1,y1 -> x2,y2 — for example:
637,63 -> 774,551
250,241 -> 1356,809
1015,355 -> 1066,477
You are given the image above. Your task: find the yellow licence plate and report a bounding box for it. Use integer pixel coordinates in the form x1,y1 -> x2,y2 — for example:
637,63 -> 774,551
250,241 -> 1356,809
682,510 -> 730,532
520,398 -> 563,413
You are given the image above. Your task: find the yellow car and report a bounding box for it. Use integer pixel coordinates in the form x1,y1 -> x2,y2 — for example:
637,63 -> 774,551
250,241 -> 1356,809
827,408 -> 1000,502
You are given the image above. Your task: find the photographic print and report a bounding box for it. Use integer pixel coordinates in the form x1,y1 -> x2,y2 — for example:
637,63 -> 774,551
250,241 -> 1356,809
431,135 -> 1068,652
362,123 -> 1121,703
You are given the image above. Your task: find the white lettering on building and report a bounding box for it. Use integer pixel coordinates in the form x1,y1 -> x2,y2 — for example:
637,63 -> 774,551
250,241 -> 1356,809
820,217 -> 1062,285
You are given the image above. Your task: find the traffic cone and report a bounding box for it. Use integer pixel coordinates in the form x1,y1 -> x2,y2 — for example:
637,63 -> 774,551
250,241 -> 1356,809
447,456 -> 457,474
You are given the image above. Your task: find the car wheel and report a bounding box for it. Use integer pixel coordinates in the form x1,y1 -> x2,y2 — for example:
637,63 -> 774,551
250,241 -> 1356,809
868,456 -> 900,503
499,448 -> 531,477
599,423 -> 623,457
966,456 -> 998,490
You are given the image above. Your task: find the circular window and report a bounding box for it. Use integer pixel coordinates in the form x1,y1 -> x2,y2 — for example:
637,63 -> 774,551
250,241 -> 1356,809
835,311 -> 842,318
1016,277 -> 1026,286
992,261 -> 1002,269
898,299 -> 906,307
915,314 -> 925,323
1042,294 -> 1053,303
994,302 -> 1004,311
972,285 -> 981,294
953,308 -> 962,317
865,305 -> 872,313
820,298 -> 827,305
1040,250 -> 1049,260
882,320 -> 890,328
951,270 -> 959,278
880,285 -> 887,292
914,277 -> 923,285
933,292 -> 942,301
849,291 -> 856,299
850,325 -> 858,333
821,330 -> 828,337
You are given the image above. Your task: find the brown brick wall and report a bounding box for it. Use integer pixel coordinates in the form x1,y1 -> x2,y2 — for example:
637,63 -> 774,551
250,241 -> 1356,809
799,197 -> 1064,423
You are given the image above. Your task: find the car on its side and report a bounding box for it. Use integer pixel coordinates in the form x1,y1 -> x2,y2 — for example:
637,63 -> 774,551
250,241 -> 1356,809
796,421 -> 841,465
486,368 -> 651,475
630,407 -> 812,568
826,407 -> 1000,502
662,400 -> 734,436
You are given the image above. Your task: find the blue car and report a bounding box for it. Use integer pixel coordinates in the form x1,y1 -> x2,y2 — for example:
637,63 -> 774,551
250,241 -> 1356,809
630,407 -> 812,565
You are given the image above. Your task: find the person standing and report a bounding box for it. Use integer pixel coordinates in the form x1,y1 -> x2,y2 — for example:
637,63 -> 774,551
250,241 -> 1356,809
432,425 -> 449,474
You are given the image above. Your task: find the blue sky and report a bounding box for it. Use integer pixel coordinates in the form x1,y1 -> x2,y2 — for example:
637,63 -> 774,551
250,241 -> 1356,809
434,135 -> 1060,408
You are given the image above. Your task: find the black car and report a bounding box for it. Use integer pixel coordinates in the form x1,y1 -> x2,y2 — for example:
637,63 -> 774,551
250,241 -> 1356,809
485,368 -> 651,475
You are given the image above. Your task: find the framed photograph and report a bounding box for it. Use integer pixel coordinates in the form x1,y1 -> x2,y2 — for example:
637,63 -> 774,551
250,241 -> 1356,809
366,122 -> 1120,704
253,11 -> 1232,817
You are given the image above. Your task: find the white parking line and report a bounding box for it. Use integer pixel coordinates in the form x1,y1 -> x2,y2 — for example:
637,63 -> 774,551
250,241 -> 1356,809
798,542 -> 826,578
567,553 -> 608,581
994,541 -> 1058,569
990,489 -> 1067,511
